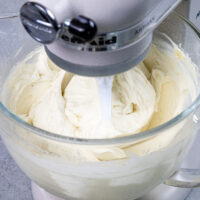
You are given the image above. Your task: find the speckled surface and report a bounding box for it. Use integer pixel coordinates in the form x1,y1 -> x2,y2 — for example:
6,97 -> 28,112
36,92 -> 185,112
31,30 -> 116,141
0,136 -> 33,200
0,135 -> 200,200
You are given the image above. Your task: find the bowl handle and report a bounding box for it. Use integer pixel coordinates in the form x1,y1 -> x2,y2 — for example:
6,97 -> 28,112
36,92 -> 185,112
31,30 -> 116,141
165,111 -> 200,188
165,168 -> 200,188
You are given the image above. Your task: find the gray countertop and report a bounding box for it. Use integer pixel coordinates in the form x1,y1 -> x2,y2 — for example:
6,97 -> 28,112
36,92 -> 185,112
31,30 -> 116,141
0,136 -> 200,200
0,136 -> 33,200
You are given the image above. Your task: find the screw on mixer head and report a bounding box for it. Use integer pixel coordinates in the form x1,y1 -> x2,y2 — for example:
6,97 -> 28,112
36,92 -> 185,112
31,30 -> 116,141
20,2 -> 97,44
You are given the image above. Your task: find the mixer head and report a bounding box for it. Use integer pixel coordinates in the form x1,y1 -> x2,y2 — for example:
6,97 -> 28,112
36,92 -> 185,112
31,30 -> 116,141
20,0 -> 182,76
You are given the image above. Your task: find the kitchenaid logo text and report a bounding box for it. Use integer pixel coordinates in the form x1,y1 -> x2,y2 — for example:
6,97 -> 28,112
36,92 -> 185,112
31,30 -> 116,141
61,34 -> 117,46
135,17 -> 155,35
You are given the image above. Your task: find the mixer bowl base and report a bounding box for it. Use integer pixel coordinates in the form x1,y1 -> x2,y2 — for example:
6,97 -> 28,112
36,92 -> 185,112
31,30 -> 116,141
31,182 -> 191,200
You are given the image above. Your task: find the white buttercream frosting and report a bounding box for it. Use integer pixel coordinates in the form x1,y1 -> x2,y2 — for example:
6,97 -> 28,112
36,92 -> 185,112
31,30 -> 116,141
3,35 -> 197,161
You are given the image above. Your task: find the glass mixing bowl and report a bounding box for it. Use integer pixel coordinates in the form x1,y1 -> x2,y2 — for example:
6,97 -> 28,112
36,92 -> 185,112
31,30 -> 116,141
0,12 -> 200,200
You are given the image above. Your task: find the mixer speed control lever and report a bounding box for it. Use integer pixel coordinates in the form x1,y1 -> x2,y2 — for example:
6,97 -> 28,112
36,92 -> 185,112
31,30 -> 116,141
20,2 -> 97,44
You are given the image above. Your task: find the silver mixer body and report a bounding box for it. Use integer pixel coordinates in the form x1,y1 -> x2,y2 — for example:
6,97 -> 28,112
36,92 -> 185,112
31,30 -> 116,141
20,0 -> 182,76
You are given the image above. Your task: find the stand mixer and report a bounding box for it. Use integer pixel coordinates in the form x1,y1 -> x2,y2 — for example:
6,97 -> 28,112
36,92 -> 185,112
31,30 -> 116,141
0,0 -> 200,200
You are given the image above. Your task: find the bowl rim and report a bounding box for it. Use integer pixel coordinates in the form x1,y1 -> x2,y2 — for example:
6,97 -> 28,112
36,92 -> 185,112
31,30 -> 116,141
0,12 -> 200,146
